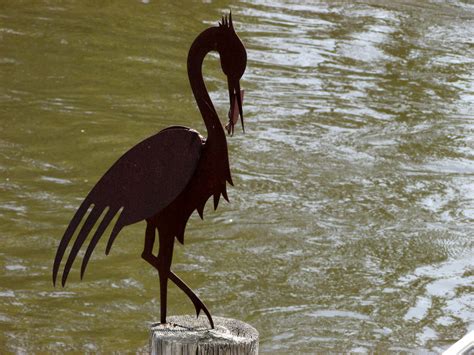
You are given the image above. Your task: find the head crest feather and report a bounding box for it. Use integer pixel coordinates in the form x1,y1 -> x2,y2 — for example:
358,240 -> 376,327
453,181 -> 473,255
218,12 -> 234,30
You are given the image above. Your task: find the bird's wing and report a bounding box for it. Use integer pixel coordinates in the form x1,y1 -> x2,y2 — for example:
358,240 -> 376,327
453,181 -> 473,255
53,127 -> 202,286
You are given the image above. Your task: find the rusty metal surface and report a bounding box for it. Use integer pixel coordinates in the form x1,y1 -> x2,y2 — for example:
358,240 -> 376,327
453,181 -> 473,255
52,14 -> 247,329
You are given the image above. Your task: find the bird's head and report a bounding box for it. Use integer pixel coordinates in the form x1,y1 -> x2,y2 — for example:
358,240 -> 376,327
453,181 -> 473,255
216,13 -> 247,135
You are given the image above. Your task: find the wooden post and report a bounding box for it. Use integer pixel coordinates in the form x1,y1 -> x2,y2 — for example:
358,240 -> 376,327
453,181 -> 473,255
150,315 -> 259,355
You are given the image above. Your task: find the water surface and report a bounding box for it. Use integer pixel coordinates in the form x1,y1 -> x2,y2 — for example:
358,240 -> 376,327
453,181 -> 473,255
1,0 -> 473,352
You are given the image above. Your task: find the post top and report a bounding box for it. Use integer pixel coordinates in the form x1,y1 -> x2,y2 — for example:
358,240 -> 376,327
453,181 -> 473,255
150,315 -> 259,354
151,315 -> 258,344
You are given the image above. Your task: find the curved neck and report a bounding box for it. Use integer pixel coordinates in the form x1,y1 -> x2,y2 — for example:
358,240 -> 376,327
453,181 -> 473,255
187,27 -> 223,139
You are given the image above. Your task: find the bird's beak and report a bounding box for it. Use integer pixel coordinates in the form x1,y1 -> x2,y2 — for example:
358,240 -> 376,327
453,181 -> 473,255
226,78 -> 244,135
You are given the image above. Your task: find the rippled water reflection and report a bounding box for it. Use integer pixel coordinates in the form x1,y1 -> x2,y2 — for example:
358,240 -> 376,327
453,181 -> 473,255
1,0 -> 473,352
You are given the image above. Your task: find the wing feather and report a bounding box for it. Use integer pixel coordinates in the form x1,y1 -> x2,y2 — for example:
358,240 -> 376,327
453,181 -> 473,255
53,200 -> 90,285
104,209 -> 126,255
80,206 -> 120,279
61,204 -> 105,286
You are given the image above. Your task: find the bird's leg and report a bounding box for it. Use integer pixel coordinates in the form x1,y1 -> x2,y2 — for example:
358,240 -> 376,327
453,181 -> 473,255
156,232 -> 174,325
141,222 -> 173,324
141,222 -> 215,328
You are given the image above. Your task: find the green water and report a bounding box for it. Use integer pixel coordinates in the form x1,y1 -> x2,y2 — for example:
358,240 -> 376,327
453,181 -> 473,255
1,0 -> 473,352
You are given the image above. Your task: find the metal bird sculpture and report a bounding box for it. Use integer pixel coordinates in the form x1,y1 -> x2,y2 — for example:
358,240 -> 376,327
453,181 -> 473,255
52,14 -> 246,329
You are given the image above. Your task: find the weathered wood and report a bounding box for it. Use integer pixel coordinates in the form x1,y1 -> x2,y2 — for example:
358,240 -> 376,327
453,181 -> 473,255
150,315 -> 259,355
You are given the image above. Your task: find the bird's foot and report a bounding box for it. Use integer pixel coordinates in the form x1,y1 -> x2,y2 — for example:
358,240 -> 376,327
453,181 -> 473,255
168,272 -> 215,329
141,252 -> 215,329
191,294 -> 214,329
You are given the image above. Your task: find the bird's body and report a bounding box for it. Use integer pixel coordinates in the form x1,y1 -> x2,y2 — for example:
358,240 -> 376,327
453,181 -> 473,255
150,129 -> 232,246
53,14 -> 246,328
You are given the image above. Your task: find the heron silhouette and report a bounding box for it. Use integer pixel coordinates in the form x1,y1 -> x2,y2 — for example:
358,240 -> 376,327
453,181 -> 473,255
52,14 -> 246,329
